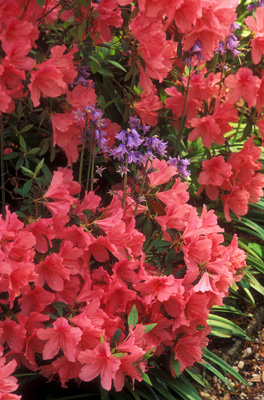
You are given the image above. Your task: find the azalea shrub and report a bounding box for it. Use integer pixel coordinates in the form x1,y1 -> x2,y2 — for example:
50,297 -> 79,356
0,0 -> 264,398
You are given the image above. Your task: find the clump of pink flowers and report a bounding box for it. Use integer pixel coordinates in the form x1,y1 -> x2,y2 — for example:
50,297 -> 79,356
0,164 -> 247,392
197,136 -> 264,220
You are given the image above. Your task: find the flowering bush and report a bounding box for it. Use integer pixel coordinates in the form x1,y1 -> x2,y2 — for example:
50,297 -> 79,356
0,0 -> 263,398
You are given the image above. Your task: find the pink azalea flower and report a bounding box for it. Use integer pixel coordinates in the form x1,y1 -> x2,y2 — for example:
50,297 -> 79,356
222,186 -> 250,221
0,352 -> 20,398
41,356 -> 82,388
37,317 -> 82,362
189,115 -> 223,148
25,218 -> 55,254
148,158 -> 177,187
35,253 -> 70,292
197,156 -> 232,200
78,342 -> 121,391
245,7 -> 264,64
173,326 -> 211,373
134,92 -> 162,126
0,319 -> 26,353
29,58 -> 67,107
225,67 -> 261,109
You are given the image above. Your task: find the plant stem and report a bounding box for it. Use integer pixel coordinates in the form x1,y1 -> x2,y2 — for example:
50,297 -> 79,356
90,139 -> 96,192
134,158 -> 149,216
122,159 -> 128,209
85,145 -> 93,192
78,124 -> 88,197
173,66 -> 192,156
0,115 -> 5,218
233,103 -> 245,142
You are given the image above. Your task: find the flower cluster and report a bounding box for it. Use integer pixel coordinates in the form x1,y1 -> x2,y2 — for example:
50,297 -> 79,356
197,137 -> 264,221
0,167 -> 247,392
109,116 -> 168,176
0,0 -> 263,397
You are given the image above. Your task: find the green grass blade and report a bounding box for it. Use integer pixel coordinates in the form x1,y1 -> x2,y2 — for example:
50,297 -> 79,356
199,360 -> 236,393
239,279 -> 256,305
185,367 -> 209,388
211,304 -> 252,317
207,314 -> 251,340
246,272 -> 264,296
203,348 -> 248,386
247,254 -> 264,274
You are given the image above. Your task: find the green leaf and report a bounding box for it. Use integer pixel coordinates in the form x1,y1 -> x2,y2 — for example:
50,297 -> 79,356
247,254 -> 264,274
151,239 -> 172,249
128,305 -> 138,328
170,355 -> 181,378
52,301 -> 67,317
39,139 -> 50,156
248,242 -> 263,257
113,352 -> 126,358
98,68 -> 114,77
211,304 -> 252,317
22,179 -> 33,195
17,102 -> 24,118
110,328 -> 121,348
20,124 -> 34,133
90,60 -> 101,74
100,387 -> 108,400
36,0 -> 46,6
143,348 -> 155,361
4,151 -> 20,160
143,218 -> 153,240
239,279 -> 255,305
186,367 -> 209,388
142,373 -> 152,386
35,158 -> 44,175
238,216 -> 264,239
47,395 -> 98,400
138,56 -> 146,73
107,60 -> 127,72
144,323 -> 157,333
20,166 -> 34,177
27,147 -> 41,155
246,271 -> 264,296
19,135 -> 27,152
41,163 -> 52,182
199,359 -> 236,393
203,348 -> 248,386
150,370 -> 201,400
15,211 -> 27,219
207,314 -> 251,340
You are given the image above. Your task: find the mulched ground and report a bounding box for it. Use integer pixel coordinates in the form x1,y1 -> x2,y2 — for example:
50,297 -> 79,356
198,325 -> 264,400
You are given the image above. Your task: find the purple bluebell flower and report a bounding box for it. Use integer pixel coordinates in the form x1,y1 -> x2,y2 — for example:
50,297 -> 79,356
95,166 -> 106,177
177,164 -> 191,179
109,144 -> 127,161
145,136 -> 167,157
73,108 -> 85,122
215,42 -> 226,55
230,22 -> 240,32
128,116 -> 141,130
116,130 -> 127,142
126,129 -> 144,149
167,156 -> 190,179
226,34 -> 240,57
134,151 -> 147,165
83,103 -> 96,115
117,165 -> 130,176
127,151 -> 139,164
247,3 -> 257,12
71,66 -> 94,88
